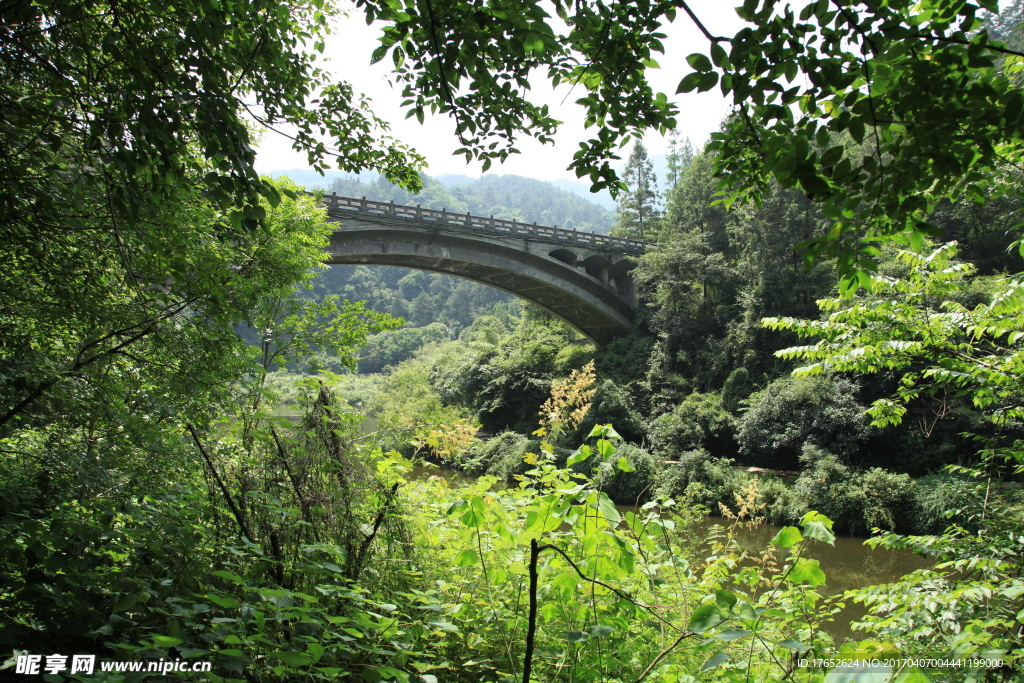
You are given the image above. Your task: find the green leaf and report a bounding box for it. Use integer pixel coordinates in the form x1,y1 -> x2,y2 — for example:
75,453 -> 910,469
800,510 -> 834,528
686,53 -> 713,72
802,520 -> 835,545
566,630 -> 589,642
776,639 -> 811,652
212,570 -> 246,584
113,595 -> 138,612
689,603 -> 723,632
567,444 -> 592,466
376,665 -> 407,680
616,456 -> 635,472
676,72 -> 704,93
715,590 -> 737,611
588,624 -> 615,638
587,424 -> 622,441
206,594 -> 241,608
772,526 -> 804,548
700,650 -> 730,671
602,425 -> 623,440
788,558 -> 826,586
597,492 -> 621,524
894,667 -> 934,682
523,33 -> 544,53
596,438 -> 616,460
710,42 -> 728,67
716,628 -> 750,642
453,549 -> 479,567
735,602 -> 757,620
820,145 -> 844,167
697,71 -> 720,93
427,620 -> 459,632
273,651 -> 312,667
849,117 -> 866,143
152,635 -> 183,647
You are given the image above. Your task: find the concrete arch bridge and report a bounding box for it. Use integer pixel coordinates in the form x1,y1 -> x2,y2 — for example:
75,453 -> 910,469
321,194 -> 647,346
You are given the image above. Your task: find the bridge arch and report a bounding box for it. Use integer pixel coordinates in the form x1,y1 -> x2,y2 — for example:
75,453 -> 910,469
320,196 -> 644,346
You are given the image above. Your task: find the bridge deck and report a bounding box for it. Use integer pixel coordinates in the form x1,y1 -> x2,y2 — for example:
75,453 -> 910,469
321,193 -> 646,255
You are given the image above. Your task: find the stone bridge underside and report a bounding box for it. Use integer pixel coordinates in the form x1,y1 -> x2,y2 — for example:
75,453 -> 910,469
325,214 -> 640,346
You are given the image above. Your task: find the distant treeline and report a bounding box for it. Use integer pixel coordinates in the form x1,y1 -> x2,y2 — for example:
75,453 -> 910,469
325,172 -> 615,234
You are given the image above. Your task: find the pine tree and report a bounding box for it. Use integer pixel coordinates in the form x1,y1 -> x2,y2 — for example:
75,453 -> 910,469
613,140 -> 661,241
665,132 -> 694,193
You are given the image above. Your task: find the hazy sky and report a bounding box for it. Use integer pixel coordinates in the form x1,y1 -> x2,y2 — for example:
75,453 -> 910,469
253,1 -> 751,181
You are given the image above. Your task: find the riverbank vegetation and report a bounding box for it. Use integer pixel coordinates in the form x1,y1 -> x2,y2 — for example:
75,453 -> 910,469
4,0 -> 1024,680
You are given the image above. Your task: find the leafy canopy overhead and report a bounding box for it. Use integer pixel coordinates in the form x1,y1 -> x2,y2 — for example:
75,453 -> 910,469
2,0 -> 424,233
359,0 -> 1024,287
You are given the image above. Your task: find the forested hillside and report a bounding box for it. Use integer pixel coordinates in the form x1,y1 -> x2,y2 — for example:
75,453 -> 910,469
325,172 -> 615,233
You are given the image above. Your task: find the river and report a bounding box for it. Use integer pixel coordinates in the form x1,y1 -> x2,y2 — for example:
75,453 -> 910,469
682,514 -> 932,643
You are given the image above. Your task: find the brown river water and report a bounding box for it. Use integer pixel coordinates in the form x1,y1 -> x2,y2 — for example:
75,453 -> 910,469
682,514 -> 932,643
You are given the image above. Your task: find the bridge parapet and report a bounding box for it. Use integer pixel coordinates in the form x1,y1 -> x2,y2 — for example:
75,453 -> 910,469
320,193 -> 646,255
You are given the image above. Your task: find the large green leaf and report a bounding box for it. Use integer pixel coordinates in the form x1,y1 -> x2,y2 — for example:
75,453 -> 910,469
273,651 -> 312,667
802,520 -> 836,546
453,549 -> 480,567
715,590 -> 737,612
788,558 -> 826,587
700,651 -> 730,671
772,526 -> 804,548
596,492 -> 621,524
567,444 -> 593,466
689,604 -> 723,633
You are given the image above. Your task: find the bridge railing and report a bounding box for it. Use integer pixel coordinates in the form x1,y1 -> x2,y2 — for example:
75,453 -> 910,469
319,193 -> 646,253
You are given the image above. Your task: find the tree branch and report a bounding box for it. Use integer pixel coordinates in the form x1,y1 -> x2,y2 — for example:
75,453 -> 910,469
677,1 -> 729,43
632,629 -> 698,683
187,423 -> 254,543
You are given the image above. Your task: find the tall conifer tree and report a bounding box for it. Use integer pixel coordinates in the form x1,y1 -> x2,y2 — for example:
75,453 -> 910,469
665,132 -> 694,194
613,140 -> 661,240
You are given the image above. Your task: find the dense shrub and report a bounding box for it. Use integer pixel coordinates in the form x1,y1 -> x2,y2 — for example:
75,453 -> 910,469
789,445 -> 917,535
654,449 -> 749,511
453,431 -> 539,480
759,476 -> 804,527
593,443 -> 663,506
736,376 -> 870,470
446,325 -> 572,434
593,335 -> 656,386
720,367 -> 753,413
858,416 -> 979,474
553,342 -> 596,375
912,473 -> 988,533
648,391 -> 736,459
572,380 -> 647,445
358,323 -> 451,373
652,449 -> 799,522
